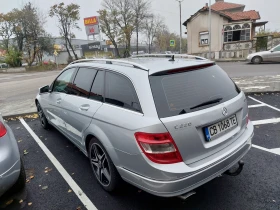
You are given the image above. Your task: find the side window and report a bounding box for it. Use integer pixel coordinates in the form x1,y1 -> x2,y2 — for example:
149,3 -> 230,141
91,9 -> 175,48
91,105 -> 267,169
70,67 -> 97,98
90,71 -> 104,102
53,68 -> 76,93
105,72 -> 142,113
273,46 -> 280,52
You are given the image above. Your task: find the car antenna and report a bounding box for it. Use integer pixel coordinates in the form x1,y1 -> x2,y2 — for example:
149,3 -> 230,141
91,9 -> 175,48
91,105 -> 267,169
169,55 -> 175,61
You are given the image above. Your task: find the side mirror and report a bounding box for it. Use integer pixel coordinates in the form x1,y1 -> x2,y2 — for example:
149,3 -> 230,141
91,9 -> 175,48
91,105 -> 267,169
39,85 -> 50,94
270,50 -> 274,53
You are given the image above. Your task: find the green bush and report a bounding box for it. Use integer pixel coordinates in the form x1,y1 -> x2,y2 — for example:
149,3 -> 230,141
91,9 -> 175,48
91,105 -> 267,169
4,48 -> 22,67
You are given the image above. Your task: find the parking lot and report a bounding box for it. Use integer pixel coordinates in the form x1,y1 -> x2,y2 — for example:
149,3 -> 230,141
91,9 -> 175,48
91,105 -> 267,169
1,93 -> 280,210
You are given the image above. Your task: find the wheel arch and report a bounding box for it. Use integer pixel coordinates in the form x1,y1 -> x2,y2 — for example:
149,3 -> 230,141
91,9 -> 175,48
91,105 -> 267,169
84,125 -> 121,166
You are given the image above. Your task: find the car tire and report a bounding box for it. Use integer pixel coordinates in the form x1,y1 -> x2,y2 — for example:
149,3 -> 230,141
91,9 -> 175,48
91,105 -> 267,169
8,158 -> 26,194
88,137 -> 122,192
37,102 -> 50,129
252,56 -> 262,64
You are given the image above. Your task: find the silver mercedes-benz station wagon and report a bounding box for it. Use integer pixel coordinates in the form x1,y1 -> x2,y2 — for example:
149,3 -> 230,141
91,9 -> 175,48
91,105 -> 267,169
35,55 -> 254,198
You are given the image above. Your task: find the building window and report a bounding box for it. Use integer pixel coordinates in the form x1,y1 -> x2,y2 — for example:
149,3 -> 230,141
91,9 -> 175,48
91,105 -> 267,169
224,23 -> 251,43
199,32 -> 209,46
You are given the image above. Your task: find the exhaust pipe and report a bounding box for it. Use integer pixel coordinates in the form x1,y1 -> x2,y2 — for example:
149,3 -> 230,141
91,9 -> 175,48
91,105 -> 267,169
178,191 -> 196,200
224,160 -> 244,176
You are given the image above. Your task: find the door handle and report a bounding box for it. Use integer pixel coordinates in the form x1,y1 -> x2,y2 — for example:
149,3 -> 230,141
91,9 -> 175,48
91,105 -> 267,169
56,98 -> 62,104
79,104 -> 90,111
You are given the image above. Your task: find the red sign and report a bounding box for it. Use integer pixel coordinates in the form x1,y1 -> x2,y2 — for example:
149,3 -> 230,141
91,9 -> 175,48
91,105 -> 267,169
84,16 -> 98,26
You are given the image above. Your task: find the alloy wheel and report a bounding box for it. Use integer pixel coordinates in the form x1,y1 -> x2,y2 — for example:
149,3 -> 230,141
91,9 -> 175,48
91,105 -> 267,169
90,143 -> 111,186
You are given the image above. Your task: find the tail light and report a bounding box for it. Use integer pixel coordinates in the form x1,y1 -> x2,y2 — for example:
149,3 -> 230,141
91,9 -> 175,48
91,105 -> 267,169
134,132 -> 183,164
0,121 -> 7,137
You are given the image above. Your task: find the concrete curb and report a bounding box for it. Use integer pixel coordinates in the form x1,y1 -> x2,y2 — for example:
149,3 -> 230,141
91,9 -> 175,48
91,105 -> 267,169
215,59 -> 247,62
3,112 -> 38,119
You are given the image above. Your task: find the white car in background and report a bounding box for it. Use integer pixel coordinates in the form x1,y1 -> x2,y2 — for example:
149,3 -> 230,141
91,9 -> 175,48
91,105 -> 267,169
247,44 -> 280,64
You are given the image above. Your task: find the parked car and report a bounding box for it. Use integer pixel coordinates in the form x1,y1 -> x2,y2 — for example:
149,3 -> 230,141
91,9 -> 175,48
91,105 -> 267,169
0,113 -> 26,197
247,44 -> 280,64
36,55 -> 254,197
0,63 -> 8,69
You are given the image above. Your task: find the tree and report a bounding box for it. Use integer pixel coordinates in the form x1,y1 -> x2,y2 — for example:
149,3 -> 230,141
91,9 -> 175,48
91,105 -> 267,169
36,33 -> 54,63
143,15 -> 164,53
131,0 -> 151,55
98,9 -> 121,57
21,2 -> 46,66
49,3 -> 80,61
10,9 -> 25,52
256,28 -> 280,38
103,0 -> 135,57
0,12 -> 15,50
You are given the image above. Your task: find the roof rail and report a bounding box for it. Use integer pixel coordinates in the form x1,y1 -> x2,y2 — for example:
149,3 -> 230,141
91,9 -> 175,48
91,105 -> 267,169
69,59 -> 149,71
131,54 -> 207,60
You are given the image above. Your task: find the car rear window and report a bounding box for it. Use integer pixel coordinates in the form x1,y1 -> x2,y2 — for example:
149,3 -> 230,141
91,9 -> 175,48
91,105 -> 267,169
149,64 -> 240,118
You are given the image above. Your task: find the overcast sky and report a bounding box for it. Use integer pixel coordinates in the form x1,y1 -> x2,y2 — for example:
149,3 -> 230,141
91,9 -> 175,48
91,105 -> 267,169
1,0 -> 279,41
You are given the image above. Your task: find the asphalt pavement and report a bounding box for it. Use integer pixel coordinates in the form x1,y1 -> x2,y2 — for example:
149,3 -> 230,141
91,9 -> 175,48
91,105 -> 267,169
1,93 -> 280,210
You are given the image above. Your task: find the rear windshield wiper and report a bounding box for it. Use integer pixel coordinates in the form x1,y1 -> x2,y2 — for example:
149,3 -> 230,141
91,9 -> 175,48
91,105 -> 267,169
190,98 -> 223,110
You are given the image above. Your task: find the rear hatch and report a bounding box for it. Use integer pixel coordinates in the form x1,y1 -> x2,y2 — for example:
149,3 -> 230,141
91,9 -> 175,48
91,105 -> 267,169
149,63 -> 248,165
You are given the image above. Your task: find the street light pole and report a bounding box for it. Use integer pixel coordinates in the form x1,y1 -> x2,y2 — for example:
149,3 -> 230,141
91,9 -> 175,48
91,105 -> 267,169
208,0 -> 212,59
176,0 -> 184,54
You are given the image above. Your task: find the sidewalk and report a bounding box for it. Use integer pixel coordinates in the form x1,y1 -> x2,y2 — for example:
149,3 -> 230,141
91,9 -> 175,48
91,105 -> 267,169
233,75 -> 280,93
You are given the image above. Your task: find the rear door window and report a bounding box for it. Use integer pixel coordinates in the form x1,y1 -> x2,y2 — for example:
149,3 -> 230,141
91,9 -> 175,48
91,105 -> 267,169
105,72 -> 142,113
70,67 -> 97,98
149,65 -> 240,118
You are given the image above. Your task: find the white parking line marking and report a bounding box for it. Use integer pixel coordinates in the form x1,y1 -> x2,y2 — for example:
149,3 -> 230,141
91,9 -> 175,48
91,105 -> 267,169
248,104 -> 266,108
252,144 -> 280,156
19,118 -> 98,210
248,96 -> 280,112
252,118 -> 280,126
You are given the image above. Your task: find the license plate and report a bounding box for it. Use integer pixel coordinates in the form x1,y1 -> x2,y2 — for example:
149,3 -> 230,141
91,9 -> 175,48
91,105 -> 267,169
204,115 -> 238,142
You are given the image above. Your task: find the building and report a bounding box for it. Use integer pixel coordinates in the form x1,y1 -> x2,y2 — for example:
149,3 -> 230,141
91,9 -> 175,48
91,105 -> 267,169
183,0 -> 268,58
43,38 -> 89,64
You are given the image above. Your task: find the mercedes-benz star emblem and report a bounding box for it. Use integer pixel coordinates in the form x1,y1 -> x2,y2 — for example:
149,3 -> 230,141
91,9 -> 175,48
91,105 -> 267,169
222,107 -> 228,116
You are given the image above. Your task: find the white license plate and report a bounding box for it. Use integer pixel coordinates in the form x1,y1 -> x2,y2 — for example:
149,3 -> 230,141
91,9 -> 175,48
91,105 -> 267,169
204,115 -> 238,141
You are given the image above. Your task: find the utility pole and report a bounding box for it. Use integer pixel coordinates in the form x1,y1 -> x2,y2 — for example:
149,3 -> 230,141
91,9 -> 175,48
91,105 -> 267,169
208,0 -> 212,59
176,0 -> 184,54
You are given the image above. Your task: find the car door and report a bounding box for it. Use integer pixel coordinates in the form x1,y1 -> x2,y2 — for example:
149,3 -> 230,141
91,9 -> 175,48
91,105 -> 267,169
270,45 -> 280,62
43,68 -> 76,131
60,67 -> 104,146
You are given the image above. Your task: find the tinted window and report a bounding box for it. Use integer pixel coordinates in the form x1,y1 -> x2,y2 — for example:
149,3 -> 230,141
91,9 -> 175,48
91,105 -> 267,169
70,68 -> 97,98
105,72 -> 142,113
90,71 -> 104,102
149,65 -> 240,118
53,68 -> 76,93
273,46 -> 280,52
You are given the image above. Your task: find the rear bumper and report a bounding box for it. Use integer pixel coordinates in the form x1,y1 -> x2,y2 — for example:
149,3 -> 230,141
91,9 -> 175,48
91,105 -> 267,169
118,122 -> 253,197
0,125 -> 21,197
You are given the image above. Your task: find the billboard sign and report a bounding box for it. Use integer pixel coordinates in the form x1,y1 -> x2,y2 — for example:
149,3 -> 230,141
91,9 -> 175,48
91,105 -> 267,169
88,42 -> 101,50
85,25 -> 100,35
84,16 -> 98,26
170,40 -> 175,47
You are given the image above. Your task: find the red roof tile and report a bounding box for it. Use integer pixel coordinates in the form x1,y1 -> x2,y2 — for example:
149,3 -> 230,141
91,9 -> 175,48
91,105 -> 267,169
222,10 -> 260,20
211,2 -> 244,11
